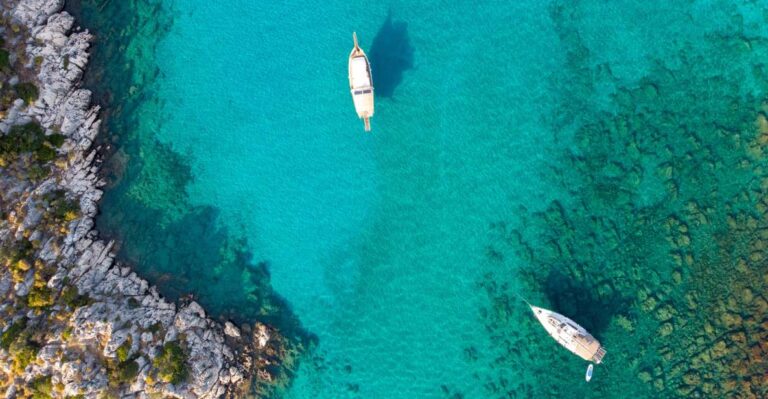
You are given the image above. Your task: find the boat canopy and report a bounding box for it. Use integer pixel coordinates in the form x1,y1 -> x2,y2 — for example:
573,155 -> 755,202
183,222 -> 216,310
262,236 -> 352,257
350,57 -> 372,88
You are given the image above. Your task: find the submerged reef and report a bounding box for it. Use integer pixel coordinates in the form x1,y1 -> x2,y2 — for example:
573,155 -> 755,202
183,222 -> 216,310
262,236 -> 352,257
477,2 -> 768,398
0,0 -> 293,397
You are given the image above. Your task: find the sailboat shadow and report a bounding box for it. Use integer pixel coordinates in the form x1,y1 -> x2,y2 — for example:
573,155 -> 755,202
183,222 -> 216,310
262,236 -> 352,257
542,269 -> 630,340
368,11 -> 414,98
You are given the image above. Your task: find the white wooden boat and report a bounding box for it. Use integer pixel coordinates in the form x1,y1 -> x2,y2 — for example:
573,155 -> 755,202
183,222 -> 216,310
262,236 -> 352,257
529,304 -> 606,364
348,32 -> 374,132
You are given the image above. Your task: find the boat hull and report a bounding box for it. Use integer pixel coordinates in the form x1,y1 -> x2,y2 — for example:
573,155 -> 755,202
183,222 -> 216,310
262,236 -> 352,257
348,33 -> 374,131
530,305 -> 606,364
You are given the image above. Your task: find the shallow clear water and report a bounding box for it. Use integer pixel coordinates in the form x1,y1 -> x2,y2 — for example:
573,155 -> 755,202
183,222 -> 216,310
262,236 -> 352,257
71,0 -> 768,397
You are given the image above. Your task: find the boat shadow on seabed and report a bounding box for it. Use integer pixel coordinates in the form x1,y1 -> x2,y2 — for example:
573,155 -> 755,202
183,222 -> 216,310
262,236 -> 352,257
368,11 -> 414,98
542,268 -> 632,340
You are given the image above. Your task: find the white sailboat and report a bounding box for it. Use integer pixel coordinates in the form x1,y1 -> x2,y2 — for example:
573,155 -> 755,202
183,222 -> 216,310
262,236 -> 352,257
529,304 -> 606,364
348,32 -> 374,132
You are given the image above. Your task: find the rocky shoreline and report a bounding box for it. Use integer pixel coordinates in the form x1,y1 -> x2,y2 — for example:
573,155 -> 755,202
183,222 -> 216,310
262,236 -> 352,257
0,1 -> 286,397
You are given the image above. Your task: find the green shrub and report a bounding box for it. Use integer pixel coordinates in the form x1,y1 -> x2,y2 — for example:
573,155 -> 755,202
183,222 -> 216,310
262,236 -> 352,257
0,122 -> 44,155
0,89 -> 15,110
0,318 -> 26,350
8,258 -> 31,283
71,294 -> 91,308
14,82 -> 38,104
47,133 -> 65,148
27,164 -> 50,181
27,266 -> 55,309
54,200 -> 79,222
43,190 -> 80,223
107,340 -> 139,386
12,344 -> 37,370
29,375 -> 53,399
0,49 -> 9,70
114,360 -> 139,385
0,239 -> 34,265
0,122 -> 61,166
147,322 -> 163,334
35,145 -> 56,162
9,121 -> 44,139
153,341 -> 188,384
60,286 -> 90,309
0,125 -> 66,164
127,297 -> 139,309
28,285 -> 54,308
61,326 -> 72,341
9,336 -> 39,372
116,339 -> 131,362
2,239 -> 34,282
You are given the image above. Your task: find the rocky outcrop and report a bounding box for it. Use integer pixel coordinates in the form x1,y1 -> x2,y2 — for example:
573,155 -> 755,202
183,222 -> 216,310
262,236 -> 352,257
0,0 -> 281,397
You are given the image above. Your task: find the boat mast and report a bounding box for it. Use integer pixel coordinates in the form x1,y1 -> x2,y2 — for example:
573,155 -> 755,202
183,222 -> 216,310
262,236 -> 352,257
515,292 -> 532,307
363,117 -> 371,132
353,32 -> 360,50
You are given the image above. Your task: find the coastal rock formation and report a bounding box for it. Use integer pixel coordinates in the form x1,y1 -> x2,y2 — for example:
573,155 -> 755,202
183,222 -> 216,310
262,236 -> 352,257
0,0 -> 282,397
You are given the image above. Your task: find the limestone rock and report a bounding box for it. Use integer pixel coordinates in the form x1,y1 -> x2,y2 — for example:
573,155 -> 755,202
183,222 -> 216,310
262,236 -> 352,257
0,0 -> 271,396
224,321 -> 241,338
12,0 -> 64,26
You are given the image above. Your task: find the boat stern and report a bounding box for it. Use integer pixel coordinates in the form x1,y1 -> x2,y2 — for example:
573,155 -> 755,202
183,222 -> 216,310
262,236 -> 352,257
592,346 -> 607,364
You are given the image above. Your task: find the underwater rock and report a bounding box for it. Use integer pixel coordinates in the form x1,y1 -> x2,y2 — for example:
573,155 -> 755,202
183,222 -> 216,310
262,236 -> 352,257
741,288 -> 753,304
682,371 -> 701,386
720,312 -> 743,329
655,304 -> 676,322
729,331 -> 747,346
658,322 -> 674,337
637,370 -> 652,383
675,384 -> 696,397
672,269 -> 682,284
641,295 -> 658,313
710,340 -> 729,359
614,314 -> 634,332
754,296 -> 768,313
685,292 -> 698,311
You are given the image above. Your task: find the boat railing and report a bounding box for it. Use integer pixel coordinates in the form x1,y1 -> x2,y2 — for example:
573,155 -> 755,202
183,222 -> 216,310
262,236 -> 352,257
592,346 -> 607,364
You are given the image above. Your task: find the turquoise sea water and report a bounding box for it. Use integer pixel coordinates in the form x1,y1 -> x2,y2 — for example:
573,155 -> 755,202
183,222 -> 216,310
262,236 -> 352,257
70,0 -> 768,397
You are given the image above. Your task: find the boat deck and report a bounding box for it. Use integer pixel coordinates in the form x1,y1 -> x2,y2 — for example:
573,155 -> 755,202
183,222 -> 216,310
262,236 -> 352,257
348,32 -> 374,131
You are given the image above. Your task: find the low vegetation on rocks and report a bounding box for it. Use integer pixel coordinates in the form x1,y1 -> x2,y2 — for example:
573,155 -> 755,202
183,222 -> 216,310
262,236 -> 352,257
153,341 -> 189,385
13,81 -> 37,104
0,1 -> 288,397
0,121 -> 64,166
